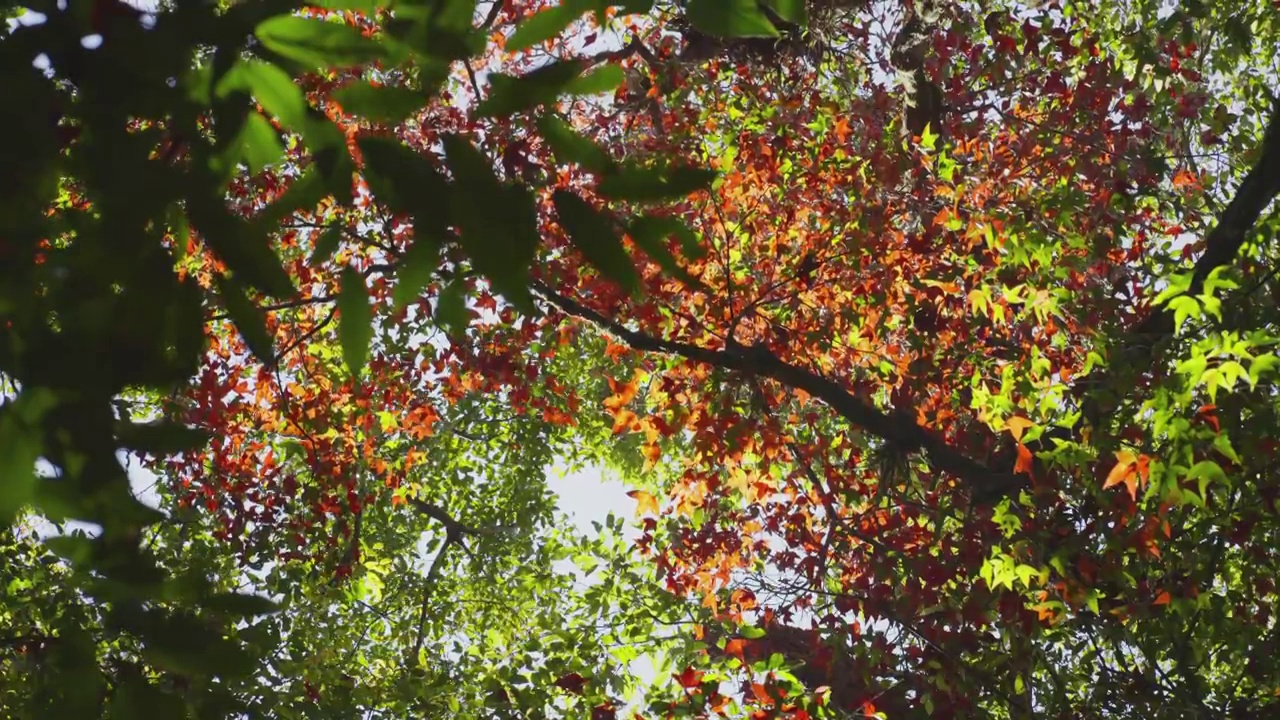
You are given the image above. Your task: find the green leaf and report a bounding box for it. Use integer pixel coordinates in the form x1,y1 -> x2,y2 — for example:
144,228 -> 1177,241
630,214 -> 705,260
442,135 -> 539,308
393,236 -> 441,310
686,0 -> 779,38
121,607 -> 258,679
216,60 -> 309,130
188,197 -> 296,298
597,164 -> 717,203
554,190 -> 638,295
237,112 -> 285,174
763,0 -> 807,23
116,421 -> 211,456
475,60 -> 587,118
204,592 -> 281,618
309,226 -> 345,266
565,64 -> 625,96
338,266 -> 373,378
44,535 -> 95,565
507,2 -> 584,53
255,16 -> 386,70
356,136 -> 452,218
1168,295 -> 1201,333
0,388 -> 56,526
537,114 -> 614,173
311,0 -> 384,9
628,215 -> 703,286
333,81 -> 427,124
435,279 -> 470,336
215,275 -> 277,368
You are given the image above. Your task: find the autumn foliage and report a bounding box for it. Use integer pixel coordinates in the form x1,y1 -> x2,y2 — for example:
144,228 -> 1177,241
5,0 -> 1280,718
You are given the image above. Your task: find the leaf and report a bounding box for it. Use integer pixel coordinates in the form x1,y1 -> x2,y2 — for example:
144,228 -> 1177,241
686,0 -> 779,38
627,490 -> 659,517
309,226 -> 344,266
537,114 -> 614,173
188,196 -> 296,299
215,275 -> 277,368
203,592 -> 280,618
393,236 -> 442,310
216,60 -> 309,130
553,672 -> 589,695
1103,450 -> 1136,490
442,135 -> 539,308
611,408 -> 638,434
475,60 -> 586,118
0,388 -> 56,526
338,266 -> 373,378
1006,416 -> 1034,442
553,190 -> 638,295
256,17 -> 387,70
507,2 -> 584,53
630,214 -> 705,260
434,278 -> 469,337
236,112 -> 285,175
333,82 -> 427,124
597,164 -> 717,203
356,136 -> 452,218
724,637 -> 748,660
116,421 -> 211,456
565,64 -> 625,96
1014,443 -> 1034,474
763,0 -> 807,23
121,607 -> 258,679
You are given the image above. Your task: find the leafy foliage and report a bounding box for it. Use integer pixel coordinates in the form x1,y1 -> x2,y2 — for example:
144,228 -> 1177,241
4,0 -> 1280,718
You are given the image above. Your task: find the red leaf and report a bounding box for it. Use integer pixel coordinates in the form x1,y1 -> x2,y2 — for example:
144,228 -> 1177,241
674,666 -> 704,689
553,673 -> 588,695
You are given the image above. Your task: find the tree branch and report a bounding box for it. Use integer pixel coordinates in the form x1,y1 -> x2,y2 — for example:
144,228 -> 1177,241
531,280 -> 1022,503
1072,97 -> 1280,428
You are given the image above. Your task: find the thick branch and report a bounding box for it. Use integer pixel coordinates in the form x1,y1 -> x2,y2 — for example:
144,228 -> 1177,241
532,281 -> 1021,503
1075,98 -> 1280,427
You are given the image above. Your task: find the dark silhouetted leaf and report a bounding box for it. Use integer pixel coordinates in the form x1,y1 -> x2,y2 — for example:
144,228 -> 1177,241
338,266 -> 373,378
216,275 -> 277,368
554,190 -> 638,295
686,0 -> 780,38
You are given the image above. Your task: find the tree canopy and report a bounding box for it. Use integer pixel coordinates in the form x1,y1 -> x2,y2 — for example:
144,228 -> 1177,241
3,0 -> 1280,718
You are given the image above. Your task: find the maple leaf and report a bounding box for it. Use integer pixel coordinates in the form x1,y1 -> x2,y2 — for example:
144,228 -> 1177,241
1104,450 -> 1138,498
673,666 -> 704,689
604,373 -> 640,412
628,489 -> 660,517
1006,416 -> 1034,442
611,408 -> 638,434
1014,443 -> 1034,474
723,637 -> 747,660
553,672 -> 588,695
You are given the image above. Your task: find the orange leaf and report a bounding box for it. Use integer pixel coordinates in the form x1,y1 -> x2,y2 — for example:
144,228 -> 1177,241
723,637 -> 747,660
628,489 -> 660,517
611,408 -> 638,435
1153,590 -> 1172,606
603,374 -> 639,411
1171,168 -> 1198,189
1014,443 -> 1034,474
1103,450 -> 1136,490
1006,416 -> 1034,442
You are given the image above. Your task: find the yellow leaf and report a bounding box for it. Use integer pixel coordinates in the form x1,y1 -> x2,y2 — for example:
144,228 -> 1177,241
1103,450 -> 1137,490
627,489 -> 660,517
1006,416 -> 1034,442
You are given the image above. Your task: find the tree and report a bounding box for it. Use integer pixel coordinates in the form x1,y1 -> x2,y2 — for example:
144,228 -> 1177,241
5,0 -> 1280,718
